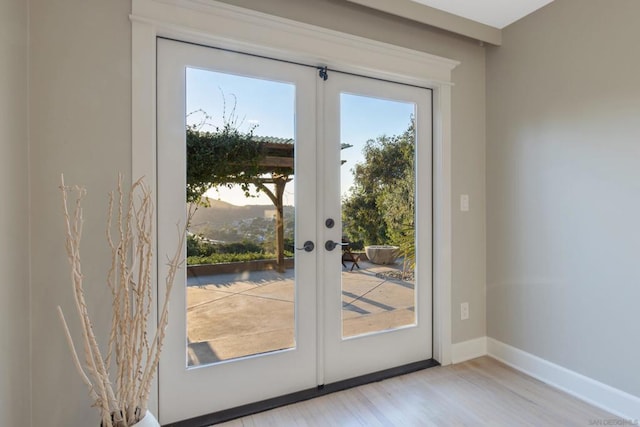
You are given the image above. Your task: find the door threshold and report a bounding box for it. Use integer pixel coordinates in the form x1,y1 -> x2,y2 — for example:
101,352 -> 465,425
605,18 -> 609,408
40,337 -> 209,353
165,359 -> 440,427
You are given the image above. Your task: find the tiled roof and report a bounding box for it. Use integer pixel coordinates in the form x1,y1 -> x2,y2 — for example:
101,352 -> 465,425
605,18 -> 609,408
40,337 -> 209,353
252,136 -> 293,145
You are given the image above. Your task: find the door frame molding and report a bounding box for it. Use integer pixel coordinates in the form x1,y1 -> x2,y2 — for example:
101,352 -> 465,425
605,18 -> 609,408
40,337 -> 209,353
131,0 -> 457,415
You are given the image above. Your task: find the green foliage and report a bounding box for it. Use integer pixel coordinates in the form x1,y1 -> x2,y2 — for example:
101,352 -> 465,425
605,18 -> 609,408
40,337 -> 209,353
217,241 -> 264,254
187,234 -> 263,258
186,122 -> 264,204
187,251 -> 294,265
395,224 -> 416,277
379,160 -> 415,244
186,234 -> 297,265
342,119 -> 416,249
342,190 -> 387,247
189,252 -> 268,265
186,234 -> 215,257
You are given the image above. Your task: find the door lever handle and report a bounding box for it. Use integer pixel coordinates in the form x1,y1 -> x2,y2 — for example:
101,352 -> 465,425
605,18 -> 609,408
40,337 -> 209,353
296,241 -> 315,252
325,240 -> 348,251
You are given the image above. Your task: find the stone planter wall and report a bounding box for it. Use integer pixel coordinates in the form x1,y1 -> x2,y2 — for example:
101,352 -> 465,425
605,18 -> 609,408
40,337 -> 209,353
187,258 -> 295,276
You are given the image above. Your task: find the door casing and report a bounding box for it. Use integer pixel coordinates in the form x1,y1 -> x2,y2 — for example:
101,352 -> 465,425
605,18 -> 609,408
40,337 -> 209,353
131,0 -> 457,417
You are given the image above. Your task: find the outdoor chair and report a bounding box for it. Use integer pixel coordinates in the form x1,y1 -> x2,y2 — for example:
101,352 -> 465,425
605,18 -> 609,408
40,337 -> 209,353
341,240 -> 360,271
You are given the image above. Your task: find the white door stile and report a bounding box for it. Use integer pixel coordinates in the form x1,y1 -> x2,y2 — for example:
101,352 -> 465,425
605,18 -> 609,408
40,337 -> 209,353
315,74 -> 327,389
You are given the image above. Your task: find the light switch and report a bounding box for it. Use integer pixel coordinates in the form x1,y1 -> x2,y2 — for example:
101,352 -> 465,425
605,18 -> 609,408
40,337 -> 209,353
461,302 -> 469,320
460,194 -> 470,212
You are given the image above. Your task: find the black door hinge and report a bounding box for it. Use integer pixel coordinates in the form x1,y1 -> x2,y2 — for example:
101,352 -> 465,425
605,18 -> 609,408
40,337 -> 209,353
318,66 -> 328,81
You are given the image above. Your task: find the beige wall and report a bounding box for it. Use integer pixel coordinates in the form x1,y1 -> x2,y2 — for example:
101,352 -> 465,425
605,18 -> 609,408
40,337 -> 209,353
29,0 -> 132,425
27,0 -> 485,424
0,0 -> 30,426
220,0 -> 488,344
487,0 -> 640,397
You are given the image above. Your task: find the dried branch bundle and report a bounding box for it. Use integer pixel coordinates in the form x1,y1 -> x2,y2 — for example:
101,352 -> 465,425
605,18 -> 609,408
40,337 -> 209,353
58,175 -> 184,427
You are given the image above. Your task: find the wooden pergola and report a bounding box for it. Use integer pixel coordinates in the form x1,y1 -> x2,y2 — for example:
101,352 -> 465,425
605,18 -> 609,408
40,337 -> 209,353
249,139 -> 353,272
250,137 -> 294,273
187,129 -> 350,273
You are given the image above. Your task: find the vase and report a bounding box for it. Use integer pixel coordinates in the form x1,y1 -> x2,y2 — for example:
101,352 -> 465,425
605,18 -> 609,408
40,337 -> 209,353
132,411 -> 160,427
103,411 -> 160,427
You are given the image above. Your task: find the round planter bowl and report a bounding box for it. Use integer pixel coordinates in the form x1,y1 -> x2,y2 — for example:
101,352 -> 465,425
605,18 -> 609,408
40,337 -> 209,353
365,245 -> 399,265
132,411 -> 160,427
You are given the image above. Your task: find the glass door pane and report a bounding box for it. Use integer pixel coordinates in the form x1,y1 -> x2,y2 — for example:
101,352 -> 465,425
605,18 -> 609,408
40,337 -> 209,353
339,93 -> 417,338
185,68 -> 297,366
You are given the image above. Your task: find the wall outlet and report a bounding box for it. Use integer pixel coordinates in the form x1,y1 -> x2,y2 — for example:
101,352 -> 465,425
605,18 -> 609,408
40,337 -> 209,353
461,302 -> 469,320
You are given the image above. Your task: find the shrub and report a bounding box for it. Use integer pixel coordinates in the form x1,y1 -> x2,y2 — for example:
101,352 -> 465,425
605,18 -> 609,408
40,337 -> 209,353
187,250 -> 293,265
187,234 -> 266,258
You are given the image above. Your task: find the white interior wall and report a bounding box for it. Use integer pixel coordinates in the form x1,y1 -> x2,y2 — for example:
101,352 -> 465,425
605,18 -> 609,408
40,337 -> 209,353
487,0 -> 640,397
29,0 -> 132,425
0,0 -> 30,425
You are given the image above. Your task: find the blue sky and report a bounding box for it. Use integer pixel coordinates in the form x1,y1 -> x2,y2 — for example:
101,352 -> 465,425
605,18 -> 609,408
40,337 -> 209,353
186,67 -> 414,206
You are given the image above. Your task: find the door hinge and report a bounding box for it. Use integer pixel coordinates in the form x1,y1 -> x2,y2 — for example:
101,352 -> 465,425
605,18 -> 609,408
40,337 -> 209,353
318,66 -> 328,81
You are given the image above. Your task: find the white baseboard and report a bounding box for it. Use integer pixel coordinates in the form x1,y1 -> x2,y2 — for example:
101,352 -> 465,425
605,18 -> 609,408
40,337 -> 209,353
487,337 -> 640,421
451,336 -> 487,364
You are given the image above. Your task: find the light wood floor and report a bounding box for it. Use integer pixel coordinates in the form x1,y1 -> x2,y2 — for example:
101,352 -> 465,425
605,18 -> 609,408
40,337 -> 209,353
216,356 -> 617,426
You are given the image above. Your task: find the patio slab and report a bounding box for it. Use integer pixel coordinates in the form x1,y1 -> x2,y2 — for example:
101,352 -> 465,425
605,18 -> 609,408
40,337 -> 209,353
241,280 -> 295,302
186,260 -> 416,366
187,287 -> 234,308
188,288 -> 294,342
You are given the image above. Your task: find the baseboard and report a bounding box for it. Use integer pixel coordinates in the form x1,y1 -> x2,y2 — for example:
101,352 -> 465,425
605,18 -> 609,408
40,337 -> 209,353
451,336 -> 487,363
487,337 -> 640,421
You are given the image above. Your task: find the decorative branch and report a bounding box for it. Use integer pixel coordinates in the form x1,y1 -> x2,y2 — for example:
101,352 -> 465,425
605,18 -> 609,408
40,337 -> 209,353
58,175 -> 184,427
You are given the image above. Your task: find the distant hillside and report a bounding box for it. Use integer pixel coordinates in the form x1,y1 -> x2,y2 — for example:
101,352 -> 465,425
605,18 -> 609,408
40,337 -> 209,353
189,197 -> 293,234
189,198 -> 270,228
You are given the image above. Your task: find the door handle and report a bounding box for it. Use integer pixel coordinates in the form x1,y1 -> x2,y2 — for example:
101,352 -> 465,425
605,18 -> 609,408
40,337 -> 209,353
296,241 -> 315,252
325,240 -> 348,251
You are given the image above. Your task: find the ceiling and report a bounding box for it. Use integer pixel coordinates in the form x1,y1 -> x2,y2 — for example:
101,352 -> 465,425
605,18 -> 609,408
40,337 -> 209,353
410,0 -> 554,29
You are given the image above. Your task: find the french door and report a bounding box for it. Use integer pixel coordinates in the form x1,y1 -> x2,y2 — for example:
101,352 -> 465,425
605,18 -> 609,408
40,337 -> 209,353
157,38 -> 432,424
322,73 -> 433,384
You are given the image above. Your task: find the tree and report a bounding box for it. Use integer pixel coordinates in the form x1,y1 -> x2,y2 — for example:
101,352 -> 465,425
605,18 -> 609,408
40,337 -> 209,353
342,119 -> 415,255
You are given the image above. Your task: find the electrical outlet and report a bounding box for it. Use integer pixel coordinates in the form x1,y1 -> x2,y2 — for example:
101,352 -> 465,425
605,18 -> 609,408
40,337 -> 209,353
461,302 -> 469,320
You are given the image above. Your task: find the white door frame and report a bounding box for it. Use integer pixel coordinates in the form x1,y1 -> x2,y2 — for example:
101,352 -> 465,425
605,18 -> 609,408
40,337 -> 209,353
131,0 -> 457,416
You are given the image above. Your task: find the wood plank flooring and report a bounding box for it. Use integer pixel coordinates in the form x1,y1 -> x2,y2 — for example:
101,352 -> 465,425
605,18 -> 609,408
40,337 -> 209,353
215,356 -> 618,426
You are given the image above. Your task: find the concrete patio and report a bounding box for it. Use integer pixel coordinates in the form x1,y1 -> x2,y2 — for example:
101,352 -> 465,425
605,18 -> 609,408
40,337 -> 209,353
186,260 -> 416,366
